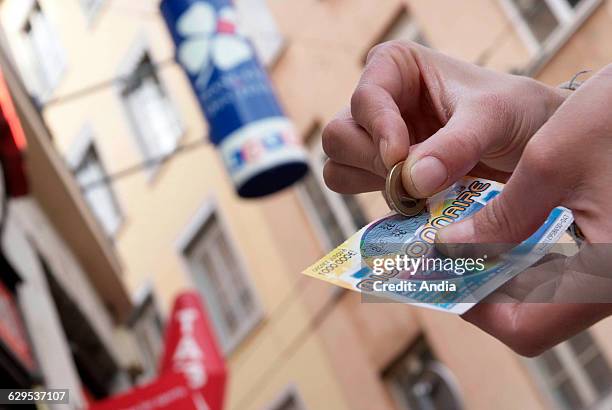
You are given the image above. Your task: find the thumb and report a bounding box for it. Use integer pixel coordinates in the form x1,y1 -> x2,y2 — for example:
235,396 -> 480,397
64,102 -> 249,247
401,105 -> 509,198
436,148 -> 564,250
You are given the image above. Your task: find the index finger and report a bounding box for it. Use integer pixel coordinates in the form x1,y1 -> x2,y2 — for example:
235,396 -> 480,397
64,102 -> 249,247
350,42 -> 421,169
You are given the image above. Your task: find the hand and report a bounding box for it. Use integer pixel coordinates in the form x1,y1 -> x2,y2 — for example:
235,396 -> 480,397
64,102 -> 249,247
322,41 -> 566,196
436,65 -> 612,356
463,246 -> 612,356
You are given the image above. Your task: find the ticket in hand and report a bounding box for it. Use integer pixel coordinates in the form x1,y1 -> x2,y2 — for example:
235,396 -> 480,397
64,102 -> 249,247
302,177 -> 574,314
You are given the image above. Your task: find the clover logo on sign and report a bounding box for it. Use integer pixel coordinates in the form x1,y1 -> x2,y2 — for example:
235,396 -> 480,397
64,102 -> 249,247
177,2 -> 253,86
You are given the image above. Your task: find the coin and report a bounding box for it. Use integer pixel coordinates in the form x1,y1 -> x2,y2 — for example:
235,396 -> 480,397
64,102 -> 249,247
384,161 -> 426,217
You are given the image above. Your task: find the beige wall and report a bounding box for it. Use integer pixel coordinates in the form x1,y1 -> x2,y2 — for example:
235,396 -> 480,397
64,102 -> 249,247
0,0 -> 367,408
536,2 -> 612,84
408,0 -> 530,69
3,0 -> 612,409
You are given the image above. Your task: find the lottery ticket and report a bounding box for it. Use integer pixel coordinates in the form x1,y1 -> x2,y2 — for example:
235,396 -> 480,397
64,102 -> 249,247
302,177 -> 574,314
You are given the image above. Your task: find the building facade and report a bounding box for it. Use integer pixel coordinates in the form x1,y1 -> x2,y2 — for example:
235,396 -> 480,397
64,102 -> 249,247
0,24 -> 136,409
1,0 -> 611,409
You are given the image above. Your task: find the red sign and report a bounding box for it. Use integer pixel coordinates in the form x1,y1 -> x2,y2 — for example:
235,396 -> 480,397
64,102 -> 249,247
159,291 -> 227,410
0,281 -> 36,372
91,291 -> 227,410
90,372 -> 198,410
0,69 -> 28,197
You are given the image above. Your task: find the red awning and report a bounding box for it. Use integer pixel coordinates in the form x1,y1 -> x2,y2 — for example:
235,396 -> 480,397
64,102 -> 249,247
91,291 -> 227,410
89,372 -> 196,410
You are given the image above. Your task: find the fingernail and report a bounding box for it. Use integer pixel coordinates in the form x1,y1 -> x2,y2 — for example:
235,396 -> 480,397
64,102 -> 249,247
381,139 -> 389,168
410,156 -> 447,197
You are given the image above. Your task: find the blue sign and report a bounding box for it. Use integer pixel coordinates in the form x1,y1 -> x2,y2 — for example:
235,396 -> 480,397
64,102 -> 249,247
161,0 -> 308,198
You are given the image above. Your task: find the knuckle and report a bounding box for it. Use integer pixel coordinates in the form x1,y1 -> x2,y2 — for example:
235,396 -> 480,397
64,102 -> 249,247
366,40 -> 411,64
350,84 -> 393,134
521,141 -> 559,182
365,43 -> 386,64
380,40 -> 410,54
522,142 -> 578,203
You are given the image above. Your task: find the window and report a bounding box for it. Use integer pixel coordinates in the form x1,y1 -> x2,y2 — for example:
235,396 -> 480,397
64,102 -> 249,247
79,0 -> 105,21
385,338 -> 463,410
266,386 -> 307,410
121,53 -> 182,169
182,211 -> 261,352
535,331 -> 612,410
508,0 -> 559,43
501,0 -> 596,53
70,128 -> 123,237
272,396 -> 303,410
380,8 -> 429,46
235,0 -> 285,66
19,0 -> 66,99
129,292 -> 164,384
297,128 -> 368,250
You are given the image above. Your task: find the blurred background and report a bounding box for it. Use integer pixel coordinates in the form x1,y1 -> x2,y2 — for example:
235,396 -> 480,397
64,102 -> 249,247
0,0 -> 610,409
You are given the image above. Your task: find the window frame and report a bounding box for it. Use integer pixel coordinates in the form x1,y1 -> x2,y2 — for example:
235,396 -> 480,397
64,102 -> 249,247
176,197 -> 263,355
128,284 -> 165,384
498,0 -> 603,67
66,124 -> 124,238
384,337 -> 464,410
527,330 -> 612,410
295,126 -> 367,251
116,35 -> 185,179
12,0 -> 67,101
79,0 -> 106,24
264,384 -> 308,410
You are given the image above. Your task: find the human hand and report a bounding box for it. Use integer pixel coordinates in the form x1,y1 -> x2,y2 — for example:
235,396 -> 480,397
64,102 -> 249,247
436,65 -> 612,356
321,41 -> 566,196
